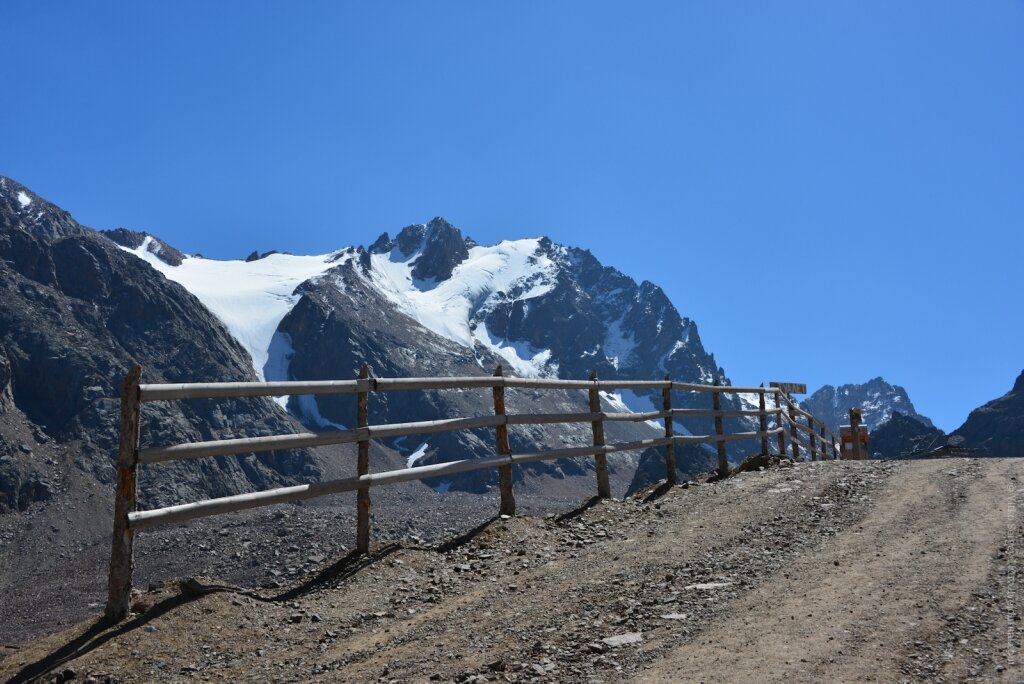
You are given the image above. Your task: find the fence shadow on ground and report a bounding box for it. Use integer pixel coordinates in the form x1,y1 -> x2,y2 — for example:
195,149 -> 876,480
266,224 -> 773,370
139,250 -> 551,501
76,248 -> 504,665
267,543 -> 401,602
7,591 -> 209,684
436,515 -> 501,553
555,495 -> 603,523
640,481 -> 675,504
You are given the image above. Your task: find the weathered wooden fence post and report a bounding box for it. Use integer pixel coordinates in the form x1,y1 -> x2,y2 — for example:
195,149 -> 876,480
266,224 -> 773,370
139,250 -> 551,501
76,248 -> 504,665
807,414 -> 817,461
788,397 -> 800,461
105,365 -> 142,623
774,390 -> 786,456
493,366 -> 516,516
758,384 -> 769,456
712,380 -> 728,477
588,372 -> 611,498
850,408 -> 864,460
356,364 -> 371,554
662,375 -> 677,484
819,425 -> 828,460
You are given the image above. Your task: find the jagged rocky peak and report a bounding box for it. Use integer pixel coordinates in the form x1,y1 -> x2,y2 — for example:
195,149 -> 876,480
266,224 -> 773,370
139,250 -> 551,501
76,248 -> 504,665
103,228 -> 185,266
801,376 -> 933,434
365,217 -> 471,282
409,217 -> 471,282
0,176 -> 82,242
244,249 -> 286,262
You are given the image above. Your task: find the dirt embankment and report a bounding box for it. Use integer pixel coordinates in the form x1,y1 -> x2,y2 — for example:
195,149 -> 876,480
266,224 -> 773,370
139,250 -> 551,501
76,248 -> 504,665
3,458 -> 1023,683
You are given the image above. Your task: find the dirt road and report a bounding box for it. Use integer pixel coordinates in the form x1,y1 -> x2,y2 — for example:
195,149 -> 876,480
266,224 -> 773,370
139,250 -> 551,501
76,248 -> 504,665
3,458 -> 1022,683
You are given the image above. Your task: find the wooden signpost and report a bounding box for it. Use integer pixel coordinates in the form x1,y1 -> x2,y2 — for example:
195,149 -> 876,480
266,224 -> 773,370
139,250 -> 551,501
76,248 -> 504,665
769,382 -> 807,395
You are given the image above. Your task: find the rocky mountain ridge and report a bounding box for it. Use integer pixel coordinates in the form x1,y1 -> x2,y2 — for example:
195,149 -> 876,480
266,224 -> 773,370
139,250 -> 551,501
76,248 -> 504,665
800,377 -> 934,434
868,412 -> 948,459
951,370 -> 1024,456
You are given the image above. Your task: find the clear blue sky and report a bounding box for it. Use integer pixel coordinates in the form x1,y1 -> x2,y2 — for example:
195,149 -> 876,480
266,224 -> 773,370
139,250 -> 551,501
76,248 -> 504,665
2,2 -> 1022,431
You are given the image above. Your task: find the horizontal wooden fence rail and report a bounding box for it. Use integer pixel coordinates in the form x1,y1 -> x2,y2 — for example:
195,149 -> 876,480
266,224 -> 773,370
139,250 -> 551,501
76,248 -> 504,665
105,366 -> 833,623
138,378 -> 781,402
776,392 -> 840,460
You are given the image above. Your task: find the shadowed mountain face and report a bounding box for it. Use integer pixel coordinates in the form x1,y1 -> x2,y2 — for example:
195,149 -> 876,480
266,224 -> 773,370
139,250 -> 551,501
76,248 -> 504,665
801,377 -> 933,434
0,177 -> 319,513
952,371 -> 1024,456
869,412 -> 947,459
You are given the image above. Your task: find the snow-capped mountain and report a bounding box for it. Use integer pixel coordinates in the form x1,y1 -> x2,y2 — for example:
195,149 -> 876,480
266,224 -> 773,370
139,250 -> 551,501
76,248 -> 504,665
1,174 -> 763,508
113,216 -> 760,490
800,377 -> 933,434
116,217 -> 727,392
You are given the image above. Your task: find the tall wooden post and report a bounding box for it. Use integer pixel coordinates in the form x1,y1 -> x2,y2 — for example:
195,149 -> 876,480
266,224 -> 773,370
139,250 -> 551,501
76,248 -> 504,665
757,385 -> 769,456
356,364 -> 371,554
588,372 -> 611,498
105,365 -> 142,623
820,425 -> 828,460
662,375 -> 677,484
712,380 -> 728,478
492,366 -> 515,515
807,415 -> 817,461
788,397 -> 800,461
850,408 -> 864,461
774,390 -> 786,456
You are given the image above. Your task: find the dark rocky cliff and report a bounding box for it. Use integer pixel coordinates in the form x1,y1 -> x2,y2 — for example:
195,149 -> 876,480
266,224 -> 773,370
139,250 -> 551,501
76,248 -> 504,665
952,371 -> 1024,456
0,176 -> 319,513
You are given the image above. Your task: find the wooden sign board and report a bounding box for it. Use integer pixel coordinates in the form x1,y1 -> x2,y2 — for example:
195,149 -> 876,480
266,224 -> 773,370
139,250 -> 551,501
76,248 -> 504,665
769,382 -> 807,395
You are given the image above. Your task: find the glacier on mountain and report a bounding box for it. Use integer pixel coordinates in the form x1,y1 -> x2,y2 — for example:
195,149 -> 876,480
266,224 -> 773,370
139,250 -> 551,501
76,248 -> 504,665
119,237 -> 342,379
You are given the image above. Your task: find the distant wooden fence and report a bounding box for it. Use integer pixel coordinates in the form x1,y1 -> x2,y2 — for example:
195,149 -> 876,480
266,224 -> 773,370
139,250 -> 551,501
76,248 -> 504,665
105,365 -> 839,622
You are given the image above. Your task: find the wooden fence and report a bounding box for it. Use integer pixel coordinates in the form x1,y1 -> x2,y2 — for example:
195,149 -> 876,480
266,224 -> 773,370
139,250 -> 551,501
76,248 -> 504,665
105,365 -> 839,622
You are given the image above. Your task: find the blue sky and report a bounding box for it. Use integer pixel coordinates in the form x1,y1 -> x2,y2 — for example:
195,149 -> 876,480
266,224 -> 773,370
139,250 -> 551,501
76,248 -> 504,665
2,2 -> 1022,431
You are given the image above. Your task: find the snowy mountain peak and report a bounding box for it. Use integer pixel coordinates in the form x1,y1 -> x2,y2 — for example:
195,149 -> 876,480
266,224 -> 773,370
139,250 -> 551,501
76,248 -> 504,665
801,377 -> 933,433
112,213 -> 731,405
410,217 -> 470,282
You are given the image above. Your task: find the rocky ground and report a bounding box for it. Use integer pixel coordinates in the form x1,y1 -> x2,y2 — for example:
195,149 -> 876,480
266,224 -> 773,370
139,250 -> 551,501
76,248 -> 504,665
0,434 -> 644,650
2,458 -> 1023,683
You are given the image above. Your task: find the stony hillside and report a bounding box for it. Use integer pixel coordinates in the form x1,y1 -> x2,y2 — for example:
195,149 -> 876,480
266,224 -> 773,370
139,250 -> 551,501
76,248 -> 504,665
3,458 -> 1022,683
953,370 -> 1024,456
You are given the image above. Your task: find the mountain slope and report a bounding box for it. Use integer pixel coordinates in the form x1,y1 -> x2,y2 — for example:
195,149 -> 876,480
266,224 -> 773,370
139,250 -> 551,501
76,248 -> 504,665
952,370 -> 1024,456
868,412 -> 947,459
800,377 -> 933,434
0,176 -> 320,513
